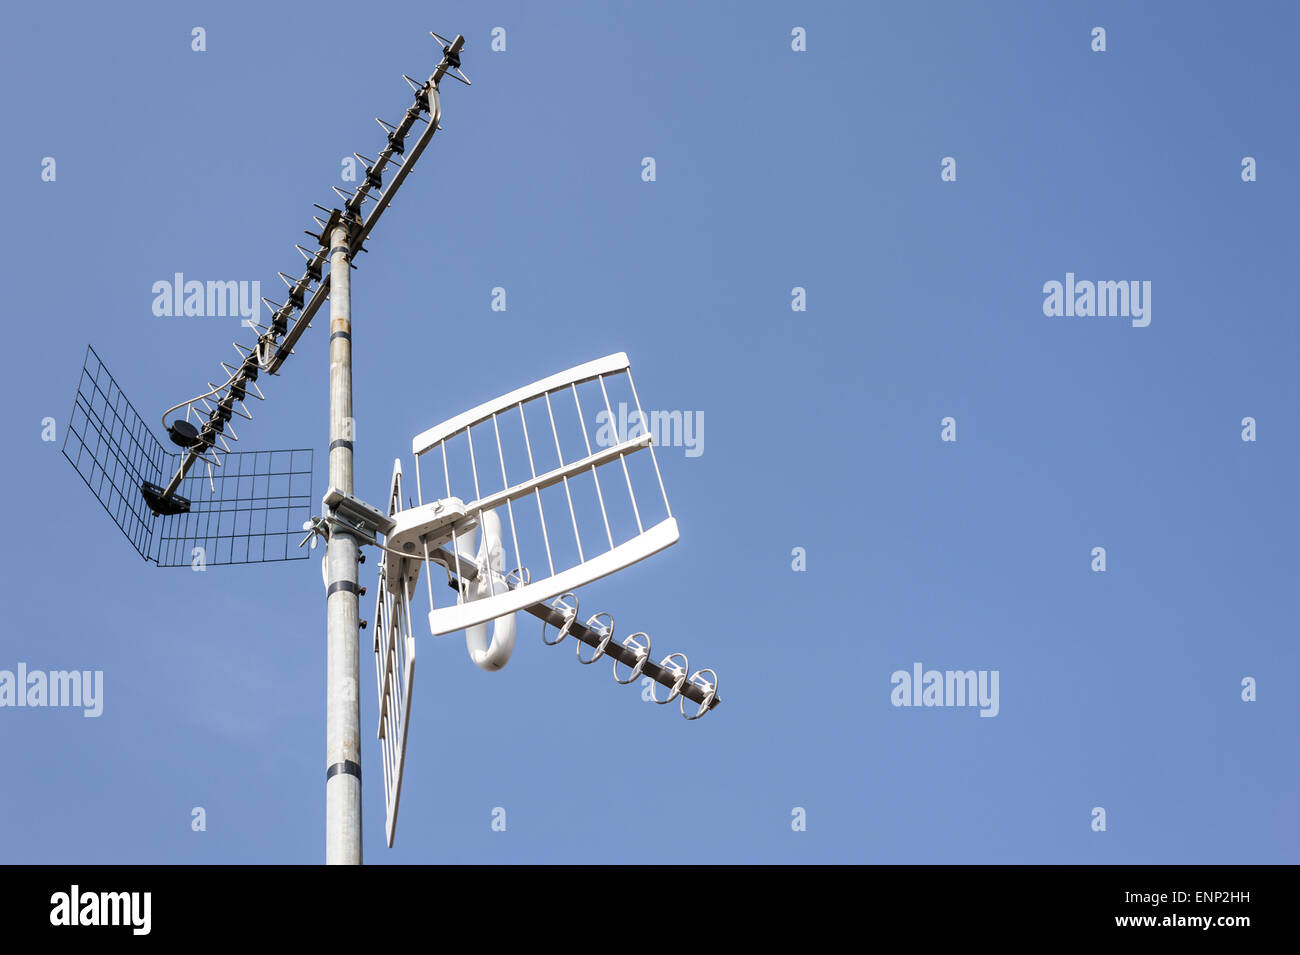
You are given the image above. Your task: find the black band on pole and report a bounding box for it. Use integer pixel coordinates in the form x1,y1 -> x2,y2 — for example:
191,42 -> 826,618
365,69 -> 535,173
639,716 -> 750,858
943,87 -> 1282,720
330,330 -> 351,343
326,760 -> 362,781
326,580 -> 360,598
330,439 -> 354,453
328,245 -> 350,257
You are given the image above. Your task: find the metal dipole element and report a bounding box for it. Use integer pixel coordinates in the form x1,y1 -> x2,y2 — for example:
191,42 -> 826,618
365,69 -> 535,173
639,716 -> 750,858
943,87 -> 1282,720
325,219 -> 362,865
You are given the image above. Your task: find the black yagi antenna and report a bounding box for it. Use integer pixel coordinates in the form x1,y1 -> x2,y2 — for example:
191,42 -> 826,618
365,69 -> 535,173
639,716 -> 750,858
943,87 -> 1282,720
63,344 -> 312,566
63,35 -> 469,564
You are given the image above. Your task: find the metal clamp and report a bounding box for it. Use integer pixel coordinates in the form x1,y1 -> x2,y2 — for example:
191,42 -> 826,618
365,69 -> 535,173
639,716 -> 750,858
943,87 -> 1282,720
298,516 -> 330,551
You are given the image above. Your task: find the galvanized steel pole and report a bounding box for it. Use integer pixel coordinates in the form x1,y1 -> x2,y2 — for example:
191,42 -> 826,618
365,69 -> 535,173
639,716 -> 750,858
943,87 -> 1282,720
325,219 -> 362,864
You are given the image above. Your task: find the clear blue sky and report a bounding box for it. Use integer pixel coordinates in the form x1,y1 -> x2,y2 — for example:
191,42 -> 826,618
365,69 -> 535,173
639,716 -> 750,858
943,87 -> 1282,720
1,0 -> 1296,863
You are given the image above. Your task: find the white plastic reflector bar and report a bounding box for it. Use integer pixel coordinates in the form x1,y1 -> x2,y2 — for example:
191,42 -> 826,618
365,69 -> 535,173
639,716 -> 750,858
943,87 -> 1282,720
428,517 -> 678,635
412,353 -> 630,456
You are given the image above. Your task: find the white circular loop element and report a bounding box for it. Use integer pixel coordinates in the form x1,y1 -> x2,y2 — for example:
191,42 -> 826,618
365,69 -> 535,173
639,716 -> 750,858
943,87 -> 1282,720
576,612 -> 614,664
650,652 -> 689,704
541,592 -> 578,646
612,632 -> 651,684
680,668 -> 718,720
461,510 -> 516,671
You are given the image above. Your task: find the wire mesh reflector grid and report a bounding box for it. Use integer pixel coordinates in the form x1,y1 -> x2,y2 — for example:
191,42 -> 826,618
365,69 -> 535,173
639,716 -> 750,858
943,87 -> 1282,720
155,449 -> 314,567
62,345 -> 169,561
62,343 -> 315,566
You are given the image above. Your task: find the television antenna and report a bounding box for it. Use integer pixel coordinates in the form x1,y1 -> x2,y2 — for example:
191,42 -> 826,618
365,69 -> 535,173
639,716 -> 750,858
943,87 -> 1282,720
61,31 -> 720,864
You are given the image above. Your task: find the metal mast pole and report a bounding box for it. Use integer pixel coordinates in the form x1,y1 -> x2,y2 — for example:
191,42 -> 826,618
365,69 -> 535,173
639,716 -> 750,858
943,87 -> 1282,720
325,217 -> 362,865
317,32 -> 465,865
86,30 -> 471,862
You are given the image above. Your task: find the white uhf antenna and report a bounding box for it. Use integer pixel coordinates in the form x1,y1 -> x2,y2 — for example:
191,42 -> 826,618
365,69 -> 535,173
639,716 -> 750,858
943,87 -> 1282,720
344,352 -> 720,847
62,31 -> 719,864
